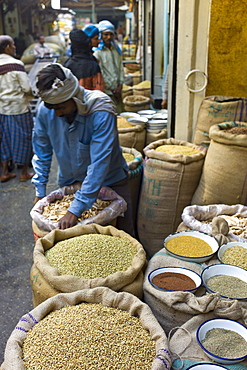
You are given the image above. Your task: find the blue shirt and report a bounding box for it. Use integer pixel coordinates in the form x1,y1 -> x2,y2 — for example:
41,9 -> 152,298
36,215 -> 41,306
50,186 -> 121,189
32,102 -> 128,217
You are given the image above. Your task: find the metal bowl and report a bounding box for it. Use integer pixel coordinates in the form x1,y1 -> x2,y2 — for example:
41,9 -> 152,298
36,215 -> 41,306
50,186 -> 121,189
164,230 -> 219,263
196,318 -> 247,364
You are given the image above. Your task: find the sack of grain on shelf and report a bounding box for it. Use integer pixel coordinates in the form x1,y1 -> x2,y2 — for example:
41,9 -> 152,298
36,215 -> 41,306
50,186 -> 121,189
193,95 -> 247,148
133,80 -> 151,97
123,95 -> 150,113
30,224 -> 147,305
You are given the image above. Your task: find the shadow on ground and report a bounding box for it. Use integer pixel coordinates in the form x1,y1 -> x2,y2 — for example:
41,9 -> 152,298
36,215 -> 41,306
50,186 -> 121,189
0,157 -> 58,362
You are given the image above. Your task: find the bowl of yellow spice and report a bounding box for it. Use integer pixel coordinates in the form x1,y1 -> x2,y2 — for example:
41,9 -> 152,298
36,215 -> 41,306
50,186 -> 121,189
217,241 -> 247,270
196,318 -> 247,364
164,230 -> 219,263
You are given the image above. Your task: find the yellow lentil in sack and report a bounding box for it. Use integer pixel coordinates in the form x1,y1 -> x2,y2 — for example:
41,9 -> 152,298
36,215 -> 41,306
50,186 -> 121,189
135,80 -> 151,88
123,153 -> 135,162
155,145 -> 201,155
166,236 -> 213,257
117,116 -> 132,128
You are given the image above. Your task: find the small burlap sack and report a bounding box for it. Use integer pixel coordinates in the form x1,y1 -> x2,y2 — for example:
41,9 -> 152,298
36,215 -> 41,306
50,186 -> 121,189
31,224 -> 147,304
181,203 -> 247,243
168,312 -> 247,369
30,186 -> 127,233
137,138 -> 207,258
145,128 -> 167,146
123,95 -> 150,113
118,124 -> 146,153
143,248 -> 247,335
191,122 -> 247,206
21,42 -> 64,64
193,95 -> 247,147
1,287 -> 172,370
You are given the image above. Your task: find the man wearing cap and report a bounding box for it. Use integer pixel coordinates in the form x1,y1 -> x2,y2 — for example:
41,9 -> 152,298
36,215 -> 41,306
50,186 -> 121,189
32,63 -> 135,236
93,20 -> 124,113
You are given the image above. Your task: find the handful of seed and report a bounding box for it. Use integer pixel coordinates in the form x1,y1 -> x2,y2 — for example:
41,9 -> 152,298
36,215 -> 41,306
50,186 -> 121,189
45,234 -> 137,278
22,302 -> 156,370
42,194 -> 112,222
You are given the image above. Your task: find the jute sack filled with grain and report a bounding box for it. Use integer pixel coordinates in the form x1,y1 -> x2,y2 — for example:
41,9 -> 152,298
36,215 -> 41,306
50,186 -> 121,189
31,224 -> 147,304
122,146 -> 143,231
1,287 -> 172,370
180,203 -> 247,243
122,83 -> 133,98
143,248 -> 247,335
146,128 -> 167,146
137,138 -> 207,258
191,122 -> 247,206
123,95 -> 150,113
118,123 -> 146,153
133,80 -> 151,97
193,95 -> 247,148
168,312 -> 247,369
30,185 -> 126,237
21,42 -> 63,64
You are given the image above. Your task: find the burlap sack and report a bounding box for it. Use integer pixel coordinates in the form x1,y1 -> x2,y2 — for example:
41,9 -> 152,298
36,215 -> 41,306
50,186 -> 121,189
31,224 -> 147,302
30,263 -> 144,306
30,186 -> 127,233
137,138 -> 207,258
143,248 -> 247,335
123,95 -> 150,113
1,287 -> 172,370
21,42 -> 64,64
146,128 -> 167,146
193,95 -> 247,147
191,122 -> 247,206
168,312 -> 247,368
181,204 -> 247,243
118,124 -> 146,153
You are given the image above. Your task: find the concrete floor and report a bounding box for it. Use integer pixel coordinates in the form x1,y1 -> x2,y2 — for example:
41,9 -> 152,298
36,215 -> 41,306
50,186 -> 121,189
0,158 -> 58,363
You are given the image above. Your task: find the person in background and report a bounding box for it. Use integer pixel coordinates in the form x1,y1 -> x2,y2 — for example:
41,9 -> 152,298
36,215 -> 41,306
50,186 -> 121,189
0,35 -> 34,182
33,35 -> 51,59
32,63 -> 135,236
24,29 -> 34,48
64,29 -> 104,91
93,20 -> 124,114
161,67 -> 169,109
83,24 -> 100,50
14,32 -> 26,59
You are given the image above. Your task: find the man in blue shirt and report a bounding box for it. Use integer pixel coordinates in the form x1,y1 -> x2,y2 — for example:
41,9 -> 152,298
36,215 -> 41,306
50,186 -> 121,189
32,63 -> 135,236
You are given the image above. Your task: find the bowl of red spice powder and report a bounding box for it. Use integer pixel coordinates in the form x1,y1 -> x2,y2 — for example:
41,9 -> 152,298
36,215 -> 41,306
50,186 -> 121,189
148,266 -> 202,292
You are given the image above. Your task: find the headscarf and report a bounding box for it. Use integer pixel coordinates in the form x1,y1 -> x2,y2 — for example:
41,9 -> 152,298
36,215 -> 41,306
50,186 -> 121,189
83,24 -> 99,38
37,63 -> 116,115
96,20 -> 122,55
98,20 -> 115,34
69,29 -> 91,54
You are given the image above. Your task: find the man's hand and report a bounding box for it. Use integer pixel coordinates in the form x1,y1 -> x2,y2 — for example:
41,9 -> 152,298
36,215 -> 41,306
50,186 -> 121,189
113,85 -> 122,102
34,196 -> 44,204
58,211 -> 78,230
